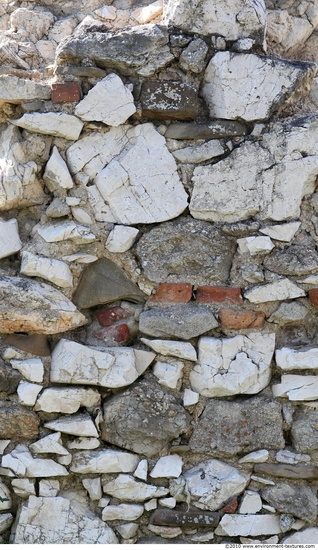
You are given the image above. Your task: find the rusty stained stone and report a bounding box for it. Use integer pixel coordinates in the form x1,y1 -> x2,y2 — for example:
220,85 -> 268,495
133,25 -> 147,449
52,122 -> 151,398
219,309 -> 265,329
3,334 -> 50,357
150,508 -> 220,527
0,406 -> 39,440
140,80 -> 200,121
254,463 -> 318,480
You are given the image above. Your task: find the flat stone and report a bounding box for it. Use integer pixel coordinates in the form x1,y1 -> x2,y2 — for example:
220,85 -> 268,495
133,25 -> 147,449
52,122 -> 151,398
139,304 -> 218,340
264,245 -> 318,277
3,334 -> 50,357
219,309 -> 265,329
44,413 -> 99,438
51,339 -> 155,389
153,359 -> 184,389
238,450 -> 269,464
190,333 -> 275,397
12,113 -> 83,140
17,381 -> 42,406
273,374 -> 318,401
147,525 -> 182,538
106,226 -> 139,253
254,463 -> 318,479
10,495 -> 118,544
102,504 -> 144,521
260,222 -> 301,242
261,482 -> 318,522
39,480 -> 60,497
282,528 -> 318,544
276,347 -> 318,370
245,279 -> 305,303
67,438 -> 100,451
0,276 -> 86,334
268,302 -> 308,324
163,0 -> 266,43
56,24 -> 174,78
35,221 -> 95,244
0,75 -> 50,102
10,358 -> 43,383
150,508 -> 219,527
165,120 -> 248,140
183,389 -> 199,407
35,387 -> 101,413
239,491 -> 262,514
237,236 -> 274,255
179,38 -> 209,73
189,397 -> 284,457
172,140 -> 225,163
159,498 -> 176,509
116,522 -> 138,539
141,338 -> 197,361
30,433 -> 69,456
0,219 -> 22,259
70,449 -> 139,474
2,445 -> 68,477
150,455 -> 183,479
291,408 -> 318,452
100,376 -> 190,457
43,146 -> 74,192
0,406 -> 39,440
103,474 -> 169,502
46,197 -> 71,219
75,74 -> 136,126
276,450 -> 310,464
203,52 -> 316,121
215,514 -> 282,537
82,478 -> 102,501
136,217 -> 236,285
21,251 -> 73,288
140,80 -> 199,121
0,362 -> 21,394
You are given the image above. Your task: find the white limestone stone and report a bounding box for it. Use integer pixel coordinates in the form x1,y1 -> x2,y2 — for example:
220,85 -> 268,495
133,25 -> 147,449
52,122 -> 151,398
283,528 -> 318,544
153,359 -> 184,389
2,348 -> 24,361
237,236 -> 274,255
141,338 -> 197,361
106,225 -> 139,253
10,358 -> 44,383
43,146 -> 74,192
0,75 -> 50,102
0,441 -> 10,455
276,450 -> 310,465
57,454 -> 72,466
71,207 -> 94,225
35,387 -> 101,414
272,374 -> 318,401
148,524 -> 182,538
35,221 -> 96,244
144,499 -> 157,511
11,495 -> 118,544
94,123 -> 188,224
38,480 -> 60,497
262,505 -> 276,513
276,347 -> 318,370
82,478 -> 102,501
134,459 -> 148,481
216,514 -> 282,536
30,433 -> 69,456
239,491 -> 262,514
0,219 -> 22,259
202,52 -> 315,121
44,414 -> 99,438
67,438 -> 100,450
2,445 -> 68,477
0,513 -> 13,534
190,333 -> 275,397
150,455 -> 183,479
267,8 -> 318,52
98,497 -> 110,508
102,503 -> 144,521
103,474 -> 169,502
21,251 -> 73,288
94,5 -> 117,20
51,339 -> 155,389
299,275 -> 318,284
116,522 -> 139,539
183,388 -> 199,407
17,381 -> 42,406
132,0 -> 163,24
70,449 -> 139,474
163,0 -> 266,42
260,222 -> 301,242
66,197 -> 80,206
159,497 -> 176,508
250,475 -> 275,485
62,254 -> 98,264
12,113 -> 83,140
0,480 -> 11,511
245,279 -> 305,303
172,140 -> 225,163
11,479 -> 35,497
87,185 -> 117,222
238,450 -> 269,464
75,74 -> 136,126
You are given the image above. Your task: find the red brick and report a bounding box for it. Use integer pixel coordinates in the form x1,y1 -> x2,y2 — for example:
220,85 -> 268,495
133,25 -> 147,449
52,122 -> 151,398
309,289 -> 318,306
150,283 -> 193,304
221,497 -> 238,514
196,286 -> 242,305
51,81 -> 82,103
96,306 -> 130,327
219,309 -> 265,329
93,323 -> 131,343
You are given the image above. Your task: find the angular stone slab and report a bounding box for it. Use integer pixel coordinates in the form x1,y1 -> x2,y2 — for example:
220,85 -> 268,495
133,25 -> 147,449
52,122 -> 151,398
35,387 -> 101,413
51,339 -> 155,388
56,24 -> 174,77
245,279 -> 305,303
0,406 -> 39,440
44,413 -> 99,438
73,258 -> 146,309
2,446 -> 68,477
165,120 -> 248,140
140,80 -> 199,120
189,397 -> 284,457
215,514 -> 282,537
150,508 -> 220,527
70,449 -> 139,474
264,245 -> 318,276
139,304 -> 218,339
276,347 -> 318,370
103,474 -> 169,502
261,482 -> 318,522
0,276 -> 86,334
190,332 -> 275,397
272,374 -> 318,401
291,408 -> 318,452
254,463 -> 318,480
283,528 -> 318,544
101,376 -> 190,457
0,75 -> 50,102
12,113 -> 83,140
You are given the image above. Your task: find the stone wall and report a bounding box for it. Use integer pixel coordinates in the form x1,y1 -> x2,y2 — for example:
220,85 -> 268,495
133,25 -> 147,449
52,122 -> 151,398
0,0 -> 318,544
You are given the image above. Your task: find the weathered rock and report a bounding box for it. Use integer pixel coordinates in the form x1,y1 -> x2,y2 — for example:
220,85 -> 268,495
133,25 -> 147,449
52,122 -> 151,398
0,75 -> 50,103
153,359 -> 184,389
239,491 -> 262,514
172,140 -> 225,163
12,113 -> 83,140
165,120 -> 248,140
39,480 -> 60,497
202,52 -> 316,121
44,414 -> 99,438
245,279 -> 305,303
282,528 -> 318,544
106,226 -> 139,253
30,432 -> 68,456
17,381 -> 42,406
51,339 -> 155,388
237,236 -> 274,255
12,479 -> 36,498
238,450 -> 269,464
102,504 -> 144,521
103,474 -> 169,501
35,387 -> 101,413
132,1 -> 163,24
136,217 -> 236,285
73,258 -> 146,309
276,347 -> 318,370
190,333 -> 275,397
116,522 -> 139,539
10,494 -> 118,544
10,358 -> 43,383
82,477 -> 102,501
21,251 -> 73,288
134,459 -> 148,481
0,480 -> 11,511
179,38 -> 208,73
219,309 -> 265,329
261,482 -> 318,522
101,376 -> 191,457
0,362 -> 21,394
3,334 -> 50,357
56,24 -> 174,77
0,406 -> 39,440
264,245 -> 318,277
141,338 -> 197,361
2,445 -> 68,477
0,276 -> 86,334
273,374 -> 318,401
189,397 -> 284,456
150,455 -> 183,479
139,304 -> 218,340
70,449 -> 139,474
75,74 -> 136,126
216,514 -> 282,536
0,514 -> 13,535
260,222 -> 301,242
150,508 -> 220,527
254,463 -> 318,480
276,450 -> 310,465
291,408 -> 318,452
43,146 -> 74,193
163,0 -> 266,43
140,81 -> 199,120
35,221 -> 95,244
67,438 -> 100,451
0,219 -> 22,259
268,302 -> 308,325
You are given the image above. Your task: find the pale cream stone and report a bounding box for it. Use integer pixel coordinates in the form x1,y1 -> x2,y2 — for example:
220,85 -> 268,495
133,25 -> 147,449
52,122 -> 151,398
132,0 -> 163,24
35,387 -> 100,414
239,491 -> 262,514
10,358 -> 44,383
272,374 -> 318,401
238,450 -> 269,464
144,499 -> 157,511
70,449 -> 139,474
103,474 -> 169,501
21,251 -> 73,288
237,236 -> 274,255
159,497 -> 176,508
30,433 -> 69,456
106,225 -> 139,253
17,381 -> 42,406
67,438 -> 100,450
276,347 -> 318,370
94,6 -> 117,20
0,441 -> 10,454
44,414 -> 99,438
260,222 -> 300,242
102,503 -> 144,521
62,254 -> 98,264
0,480 -> 11,510
38,480 -> 60,497
43,146 -> 74,192
172,140 -> 225,163
0,219 -> 22,259
11,479 -> 35,497
71,207 -> 94,225
245,279 -> 305,303
116,522 -> 138,539
153,359 -> 184,389
2,445 -> 68,477
35,221 -> 96,244
82,477 -> 102,501
134,459 -> 148,481
150,455 -> 183,479
141,338 -> 197,361
12,113 -> 83,140
216,514 -> 282,536
183,388 -> 199,407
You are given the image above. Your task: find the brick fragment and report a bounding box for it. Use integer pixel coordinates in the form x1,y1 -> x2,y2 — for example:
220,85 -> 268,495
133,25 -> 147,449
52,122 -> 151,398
51,81 -> 81,103
95,306 -> 130,327
196,286 -> 242,305
93,323 -> 131,343
150,283 -> 192,304
309,289 -> 318,307
219,309 -> 265,329
221,497 -> 238,514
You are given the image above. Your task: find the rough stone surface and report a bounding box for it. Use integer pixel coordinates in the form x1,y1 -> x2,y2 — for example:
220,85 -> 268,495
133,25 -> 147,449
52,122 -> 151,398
153,359 -> 184,389
215,514 -> 282,537
21,251 -> 73,288
103,474 -> 169,502
254,463 -> 318,480
44,414 -> 99,438
276,346 -> 318,370
172,140 -> 225,164
237,236 -> 274,255
140,81 -> 199,120
0,219 -> 22,259
141,338 -> 197,361
179,38 -> 208,73
102,504 -> 144,521
70,449 -> 139,474
35,387 -> 101,413
0,406 -> 39,440
273,374 -> 318,400
264,245 -> 318,276
139,305 -> 218,339
2,445 -> 68,477
219,309 -> 265,329
35,221 -> 95,244
282,528 -> 318,544
43,146 -> 74,193
291,408 -> 318,452
150,455 -> 183,479
189,397 -> 284,456
0,362 -> 21,394
12,113 -> 83,140
106,226 -> 139,253
261,482 -> 318,523
100,376 -> 190,457
268,302 -> 308,325
260,222 -> 301,242
245,279 -> 305,303
165,121 -> 248,140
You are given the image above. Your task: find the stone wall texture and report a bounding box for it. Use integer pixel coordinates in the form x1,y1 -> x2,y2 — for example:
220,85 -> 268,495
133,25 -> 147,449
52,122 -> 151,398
0,0 -> 318,544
